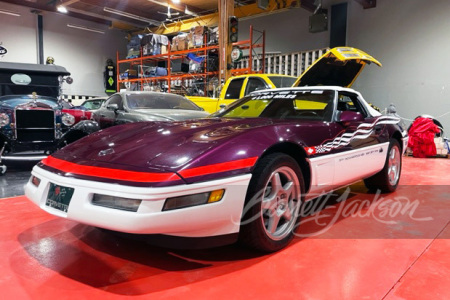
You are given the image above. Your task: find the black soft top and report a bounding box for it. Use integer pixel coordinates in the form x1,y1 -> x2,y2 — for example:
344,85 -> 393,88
0,62 -> 70,75
0,62 -> 70,98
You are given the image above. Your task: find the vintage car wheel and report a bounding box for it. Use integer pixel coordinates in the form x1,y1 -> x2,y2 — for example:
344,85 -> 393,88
364,139 -> 402,193
239,153 -> 304,252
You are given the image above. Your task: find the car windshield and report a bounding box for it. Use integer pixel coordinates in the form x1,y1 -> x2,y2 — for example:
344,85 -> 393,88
81,99 -> 104,110
212,89 -> 335,121
268,76 -> 297,88
0,95 -> 58,108
126,93 -> 201,110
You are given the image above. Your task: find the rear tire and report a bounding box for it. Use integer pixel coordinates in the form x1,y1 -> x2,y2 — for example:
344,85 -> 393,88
364,139 -> 402,193
239,153 -> 304,252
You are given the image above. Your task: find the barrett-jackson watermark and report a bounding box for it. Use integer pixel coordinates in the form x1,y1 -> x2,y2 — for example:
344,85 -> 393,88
238,186 -> 435,238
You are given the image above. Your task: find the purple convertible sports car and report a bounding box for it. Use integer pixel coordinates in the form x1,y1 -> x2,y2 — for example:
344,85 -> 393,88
25,48 -> 408,252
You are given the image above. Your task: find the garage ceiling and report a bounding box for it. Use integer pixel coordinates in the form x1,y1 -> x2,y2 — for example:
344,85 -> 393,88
0,0 -> 376,32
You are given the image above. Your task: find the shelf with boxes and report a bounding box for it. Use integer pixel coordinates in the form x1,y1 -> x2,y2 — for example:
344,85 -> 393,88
117,26 -> 220,97
117,25 -> 264,97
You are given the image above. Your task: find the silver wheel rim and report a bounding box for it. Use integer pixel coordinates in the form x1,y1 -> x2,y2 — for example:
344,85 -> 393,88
260,166 -> 301,241
388,145 -> 401,186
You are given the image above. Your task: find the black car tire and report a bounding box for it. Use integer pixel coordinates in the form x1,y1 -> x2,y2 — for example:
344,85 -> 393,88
239,153 -> 304,252
364,139 -> 402,193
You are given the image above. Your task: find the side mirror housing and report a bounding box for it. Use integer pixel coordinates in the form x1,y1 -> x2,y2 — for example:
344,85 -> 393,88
339,111 -> 364,124
107,103 -> 119,111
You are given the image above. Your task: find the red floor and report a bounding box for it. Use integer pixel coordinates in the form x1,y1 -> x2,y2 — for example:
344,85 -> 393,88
1,157 -> 449,299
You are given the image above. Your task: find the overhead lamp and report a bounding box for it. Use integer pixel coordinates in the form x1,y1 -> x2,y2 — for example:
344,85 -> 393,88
57,5 -> 68,13
149,0 -> 197,16
0,9 -> 21,17
172,0 -> 180,4
67,23 -> 105,34
103,7 -> 159,25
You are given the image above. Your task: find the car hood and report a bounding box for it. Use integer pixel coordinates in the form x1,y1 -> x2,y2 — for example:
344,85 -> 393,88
130,108 -> 209,121
293,47 -> 382,88
53,118 -> 273,172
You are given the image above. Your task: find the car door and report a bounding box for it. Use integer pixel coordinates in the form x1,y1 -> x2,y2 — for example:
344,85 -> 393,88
95,94 -> 123,129
218,77 -> 245,109
330,91 -> 389,186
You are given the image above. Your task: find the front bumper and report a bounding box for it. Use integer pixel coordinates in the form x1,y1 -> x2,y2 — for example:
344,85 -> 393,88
25,165 -> 252,239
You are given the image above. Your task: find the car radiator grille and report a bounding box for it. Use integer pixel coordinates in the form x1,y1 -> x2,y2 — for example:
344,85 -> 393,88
15,110 -> 55,142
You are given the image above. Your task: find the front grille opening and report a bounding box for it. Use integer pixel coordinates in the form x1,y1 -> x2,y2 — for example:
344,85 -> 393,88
15,110 -> 55,142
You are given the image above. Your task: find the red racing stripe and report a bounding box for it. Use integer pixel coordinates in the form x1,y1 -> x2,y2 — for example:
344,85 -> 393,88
42,156 -> 181,183
178,157 -> 258,178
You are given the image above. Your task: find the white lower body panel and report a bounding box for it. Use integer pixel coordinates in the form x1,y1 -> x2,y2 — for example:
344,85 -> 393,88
25,166 -> 252,238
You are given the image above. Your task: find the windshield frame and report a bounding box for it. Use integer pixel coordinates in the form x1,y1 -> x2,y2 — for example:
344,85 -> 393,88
211,89 -> 337,122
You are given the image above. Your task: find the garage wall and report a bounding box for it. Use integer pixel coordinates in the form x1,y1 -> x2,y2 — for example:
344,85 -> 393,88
0,2 -> 127,97
239,7 -> 329,53
347,0 -> 450,132
241,0 -> 450,131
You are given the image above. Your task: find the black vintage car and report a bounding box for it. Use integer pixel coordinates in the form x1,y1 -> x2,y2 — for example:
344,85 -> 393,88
0,62 -> 76,174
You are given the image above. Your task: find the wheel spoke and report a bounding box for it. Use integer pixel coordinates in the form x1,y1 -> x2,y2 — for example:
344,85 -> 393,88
267,213 -> 281,234
282,204 -> 293,221
262,193 -> 277,212
282,181 -> 294,197
270,172 -> 282,194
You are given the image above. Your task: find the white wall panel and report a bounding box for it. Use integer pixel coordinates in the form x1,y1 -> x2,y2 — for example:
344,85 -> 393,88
0,2 -> 128,97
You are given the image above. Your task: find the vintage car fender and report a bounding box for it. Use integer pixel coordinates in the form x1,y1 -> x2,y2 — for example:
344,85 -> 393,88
59,120 -> 100,146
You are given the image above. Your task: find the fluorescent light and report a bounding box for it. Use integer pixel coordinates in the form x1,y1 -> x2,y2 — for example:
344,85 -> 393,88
103,7 -> 159,25
67,23 -> 105,34
0,9 -> 21,17
172,0 -> 180,4
57,6 -> 68,14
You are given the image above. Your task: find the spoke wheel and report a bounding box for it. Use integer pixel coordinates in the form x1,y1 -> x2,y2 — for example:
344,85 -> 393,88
388,145 -> 401,186
261,167 -> 300,241
240,153 -> 304,252
364,139 -> 402,193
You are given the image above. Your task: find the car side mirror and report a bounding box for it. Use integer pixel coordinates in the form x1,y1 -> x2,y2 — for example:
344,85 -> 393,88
106,103 -> 119,111
339,111 -> 364,125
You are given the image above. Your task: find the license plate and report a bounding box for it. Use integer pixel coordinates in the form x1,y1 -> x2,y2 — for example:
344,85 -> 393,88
45,183 -> 75,213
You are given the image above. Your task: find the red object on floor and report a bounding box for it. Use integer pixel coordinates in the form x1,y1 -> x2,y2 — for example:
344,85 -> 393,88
0,157 -> 449,299
408,117 -> 440,158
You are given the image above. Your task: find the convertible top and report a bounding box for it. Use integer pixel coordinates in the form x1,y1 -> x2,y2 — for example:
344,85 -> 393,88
0,62 -> 70,75
0,62 -> 70,98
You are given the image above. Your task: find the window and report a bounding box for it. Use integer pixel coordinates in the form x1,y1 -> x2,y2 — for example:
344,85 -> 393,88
225,78 -> 245,99
106,94 -> 124,110
337,92 -> 367,117
268,76 -> 297,88
245,77 -> 269,95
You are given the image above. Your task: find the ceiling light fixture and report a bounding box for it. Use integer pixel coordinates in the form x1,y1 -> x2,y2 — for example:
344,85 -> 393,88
103,7 -> 159,25
0,9 -> 21,17
57,5 -> 68,13
67,23 -> 105,34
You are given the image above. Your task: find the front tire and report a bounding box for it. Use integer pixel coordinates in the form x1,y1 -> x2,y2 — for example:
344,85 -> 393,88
364,139 -> 402,193
239,153 -> 304,252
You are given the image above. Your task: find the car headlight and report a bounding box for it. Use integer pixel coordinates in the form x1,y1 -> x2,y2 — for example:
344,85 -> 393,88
163,189 -> 225,211
0,113 -> 10,127
92,194 -> 142,212
61,113 -> 75,126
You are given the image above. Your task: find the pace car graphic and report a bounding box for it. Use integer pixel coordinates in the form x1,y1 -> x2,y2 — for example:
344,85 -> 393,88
305,116 -> 400,155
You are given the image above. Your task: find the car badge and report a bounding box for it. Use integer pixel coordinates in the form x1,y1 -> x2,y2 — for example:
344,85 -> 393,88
98,148 -> 115,156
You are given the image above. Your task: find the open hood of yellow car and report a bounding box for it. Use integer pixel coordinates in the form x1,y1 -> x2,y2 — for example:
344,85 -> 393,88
293,47 -> 382,88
